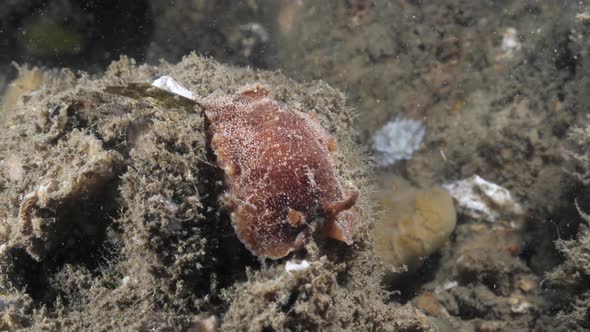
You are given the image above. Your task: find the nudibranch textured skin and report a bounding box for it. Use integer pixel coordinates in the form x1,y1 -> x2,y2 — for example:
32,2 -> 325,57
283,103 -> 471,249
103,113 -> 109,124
203,85 -> 358,259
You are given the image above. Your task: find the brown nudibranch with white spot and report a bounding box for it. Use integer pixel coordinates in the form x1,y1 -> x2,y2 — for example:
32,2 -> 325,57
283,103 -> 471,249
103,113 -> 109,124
203,85 -> 358,259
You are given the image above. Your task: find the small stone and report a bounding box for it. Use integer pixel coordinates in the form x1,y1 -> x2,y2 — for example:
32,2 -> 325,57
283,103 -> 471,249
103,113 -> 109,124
415,292 -> 442,317
188,314 -> 218,332
517,277 -> 536,293
509,296 -> 531,314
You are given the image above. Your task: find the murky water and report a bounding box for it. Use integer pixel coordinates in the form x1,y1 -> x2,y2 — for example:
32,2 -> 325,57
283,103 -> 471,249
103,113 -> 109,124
0,1 -> 588,331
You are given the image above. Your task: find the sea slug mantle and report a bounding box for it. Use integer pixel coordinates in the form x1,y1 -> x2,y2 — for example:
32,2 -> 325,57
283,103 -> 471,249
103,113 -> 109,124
203,85 -> 358,259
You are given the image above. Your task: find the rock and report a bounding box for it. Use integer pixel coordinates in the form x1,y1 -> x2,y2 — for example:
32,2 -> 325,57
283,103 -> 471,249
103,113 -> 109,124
373,176 -> 456,271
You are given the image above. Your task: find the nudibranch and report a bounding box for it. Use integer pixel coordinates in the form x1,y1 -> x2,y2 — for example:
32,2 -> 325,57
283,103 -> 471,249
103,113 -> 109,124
203,85 -> 358,259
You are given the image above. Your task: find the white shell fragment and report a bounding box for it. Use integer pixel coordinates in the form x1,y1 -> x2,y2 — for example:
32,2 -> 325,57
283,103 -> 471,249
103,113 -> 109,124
501,28 -> 521,54
435,280 -> 458,293
509,296 -> 532,314
152,76 -> 194,100
285,260 -> 310,274
494,27 -> 523,61
443,175 -> 524,223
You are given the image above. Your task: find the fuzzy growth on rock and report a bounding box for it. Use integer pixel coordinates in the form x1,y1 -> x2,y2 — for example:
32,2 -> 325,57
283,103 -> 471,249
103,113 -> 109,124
546,204 -> 590,330
0,55 -> 431,331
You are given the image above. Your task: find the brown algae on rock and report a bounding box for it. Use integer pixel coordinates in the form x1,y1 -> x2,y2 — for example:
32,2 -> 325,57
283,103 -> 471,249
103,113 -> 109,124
373,175 -> 457,271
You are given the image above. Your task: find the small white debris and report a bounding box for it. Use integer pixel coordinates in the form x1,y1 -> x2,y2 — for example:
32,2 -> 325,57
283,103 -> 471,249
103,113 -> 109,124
501,28 -> 521,51
443,175 -> 524,223
509,296 -> 531,314
2,155 -> 24,181
497,27 -> 522,60
512,301 -> 531,313
576,11 -> 590,22
285,260 -> 310,274
121,276 -> 131,286
152,76 -> 194,100
188,313 -> 219,332
435,280 -> 458,293
443,280 -> 458,291
371,118 -> 426,167
240,22 -> 269,43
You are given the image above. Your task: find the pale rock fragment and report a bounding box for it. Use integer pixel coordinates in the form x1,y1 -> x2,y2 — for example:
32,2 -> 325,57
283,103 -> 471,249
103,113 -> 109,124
443,175 -> 523,223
